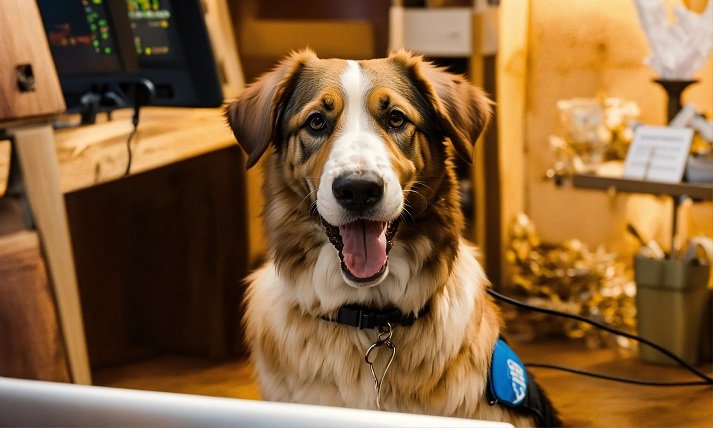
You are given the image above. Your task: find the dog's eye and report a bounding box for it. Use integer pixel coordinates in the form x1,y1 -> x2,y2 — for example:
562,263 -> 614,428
388,110 -> 405,129
308,113 -> 326,131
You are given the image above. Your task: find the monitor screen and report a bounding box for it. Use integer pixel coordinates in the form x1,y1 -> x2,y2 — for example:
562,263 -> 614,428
37,0 -> 223,120
127,0 -> 182,64
126,0 -> 223,106
38,0 -> 122,75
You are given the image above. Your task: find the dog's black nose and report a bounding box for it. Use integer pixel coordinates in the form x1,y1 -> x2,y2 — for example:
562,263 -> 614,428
332,172 -> 384,211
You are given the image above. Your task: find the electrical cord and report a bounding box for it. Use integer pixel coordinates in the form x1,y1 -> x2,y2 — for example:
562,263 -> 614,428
486,288 -> 713,386
124,107 -> 140,177
524,363 -> 711,387
123,79 -> 154,177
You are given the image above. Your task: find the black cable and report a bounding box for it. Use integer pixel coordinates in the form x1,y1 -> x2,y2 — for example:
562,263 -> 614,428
486,288 -> 713,386
124,109 -> 140,177
525,363 -> 710,387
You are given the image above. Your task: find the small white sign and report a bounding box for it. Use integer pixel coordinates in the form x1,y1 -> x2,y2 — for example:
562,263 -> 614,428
623,126 -> 694,183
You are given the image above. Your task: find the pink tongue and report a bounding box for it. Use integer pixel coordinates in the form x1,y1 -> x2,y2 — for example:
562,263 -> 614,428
339,220 -> 388,279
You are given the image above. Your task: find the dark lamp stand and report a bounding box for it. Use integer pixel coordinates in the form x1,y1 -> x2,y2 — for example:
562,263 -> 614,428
653,79 -> 698,123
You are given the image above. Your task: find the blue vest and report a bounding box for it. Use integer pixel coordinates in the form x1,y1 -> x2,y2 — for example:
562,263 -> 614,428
486,338 -> 560,426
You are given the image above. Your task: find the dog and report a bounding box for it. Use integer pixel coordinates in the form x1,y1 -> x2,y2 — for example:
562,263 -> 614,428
225,49 -> 560,427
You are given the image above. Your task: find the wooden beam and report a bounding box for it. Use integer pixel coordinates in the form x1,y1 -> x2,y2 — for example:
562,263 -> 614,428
0,139 -> 9,197
11,123 -> 91,385
202,0 -> 245,98
496,0 -> 530,287
471,5 -> 501,282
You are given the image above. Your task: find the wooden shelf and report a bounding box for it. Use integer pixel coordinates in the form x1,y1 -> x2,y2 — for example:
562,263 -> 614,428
572,173 -> 713,201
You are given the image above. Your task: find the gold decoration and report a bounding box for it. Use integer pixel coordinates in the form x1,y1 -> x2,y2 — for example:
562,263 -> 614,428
548,96 -> 640,176
504,214 -> 637,350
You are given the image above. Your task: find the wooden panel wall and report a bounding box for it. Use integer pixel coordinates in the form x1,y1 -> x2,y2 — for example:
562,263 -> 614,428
0,231 -> 70,382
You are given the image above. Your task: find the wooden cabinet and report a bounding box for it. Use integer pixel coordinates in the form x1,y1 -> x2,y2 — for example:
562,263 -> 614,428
65,148 -> 250,367
53,107 -> 261,368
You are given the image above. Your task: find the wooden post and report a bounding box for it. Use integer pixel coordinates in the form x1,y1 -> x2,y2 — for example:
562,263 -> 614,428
202,0 -> 246,98
496,0 -> 529,287
10,124 -> 91,385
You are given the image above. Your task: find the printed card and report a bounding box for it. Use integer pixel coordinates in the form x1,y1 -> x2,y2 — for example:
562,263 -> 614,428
623,126 -> 694,183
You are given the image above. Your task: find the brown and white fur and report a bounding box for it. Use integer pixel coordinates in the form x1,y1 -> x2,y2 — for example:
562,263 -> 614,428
226,50 -> 559,427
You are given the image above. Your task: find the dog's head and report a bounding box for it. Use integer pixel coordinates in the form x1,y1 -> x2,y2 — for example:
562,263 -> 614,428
226,50 -> 491,290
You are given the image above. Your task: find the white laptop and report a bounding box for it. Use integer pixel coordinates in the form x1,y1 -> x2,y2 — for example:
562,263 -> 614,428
0,377 -> 512,427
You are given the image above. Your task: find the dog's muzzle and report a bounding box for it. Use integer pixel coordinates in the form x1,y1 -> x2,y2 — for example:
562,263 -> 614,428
321,171 -> 401,287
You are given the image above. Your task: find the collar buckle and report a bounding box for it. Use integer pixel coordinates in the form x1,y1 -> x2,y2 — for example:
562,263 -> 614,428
322,303 -> 429,329
359,310 -> 377,329
336,305 -> 379,329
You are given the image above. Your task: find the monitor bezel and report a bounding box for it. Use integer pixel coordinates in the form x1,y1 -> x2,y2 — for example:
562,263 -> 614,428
38,0 -> 223,118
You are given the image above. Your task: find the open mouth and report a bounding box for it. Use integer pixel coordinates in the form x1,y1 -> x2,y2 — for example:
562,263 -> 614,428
322,217 -> 401,286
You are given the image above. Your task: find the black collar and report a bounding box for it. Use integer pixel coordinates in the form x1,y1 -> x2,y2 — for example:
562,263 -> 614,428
322,303 -> 430,329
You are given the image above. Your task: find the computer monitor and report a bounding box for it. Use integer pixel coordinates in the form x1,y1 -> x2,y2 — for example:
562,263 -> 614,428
37,0 -> 223,124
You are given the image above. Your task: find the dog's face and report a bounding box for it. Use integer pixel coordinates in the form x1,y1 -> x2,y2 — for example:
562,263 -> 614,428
226,50 -> 490,291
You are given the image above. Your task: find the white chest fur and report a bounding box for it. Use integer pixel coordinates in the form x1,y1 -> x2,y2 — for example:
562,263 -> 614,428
243,240 -> 512,420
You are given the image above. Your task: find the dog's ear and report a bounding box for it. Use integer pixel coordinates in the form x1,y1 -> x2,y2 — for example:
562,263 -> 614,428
390,51 -> 492,163
225,50 -> 315,168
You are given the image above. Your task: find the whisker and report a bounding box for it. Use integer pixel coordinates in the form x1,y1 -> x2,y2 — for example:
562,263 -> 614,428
295,189 -> 318,215
411,181 -> 434,195
401,202 -> 416,223
403,187 -> 429,207
309,201 -> 319,217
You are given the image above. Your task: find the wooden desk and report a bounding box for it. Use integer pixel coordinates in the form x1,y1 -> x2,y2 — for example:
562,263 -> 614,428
4,107 -> 263,382
55,108 -> 237,193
